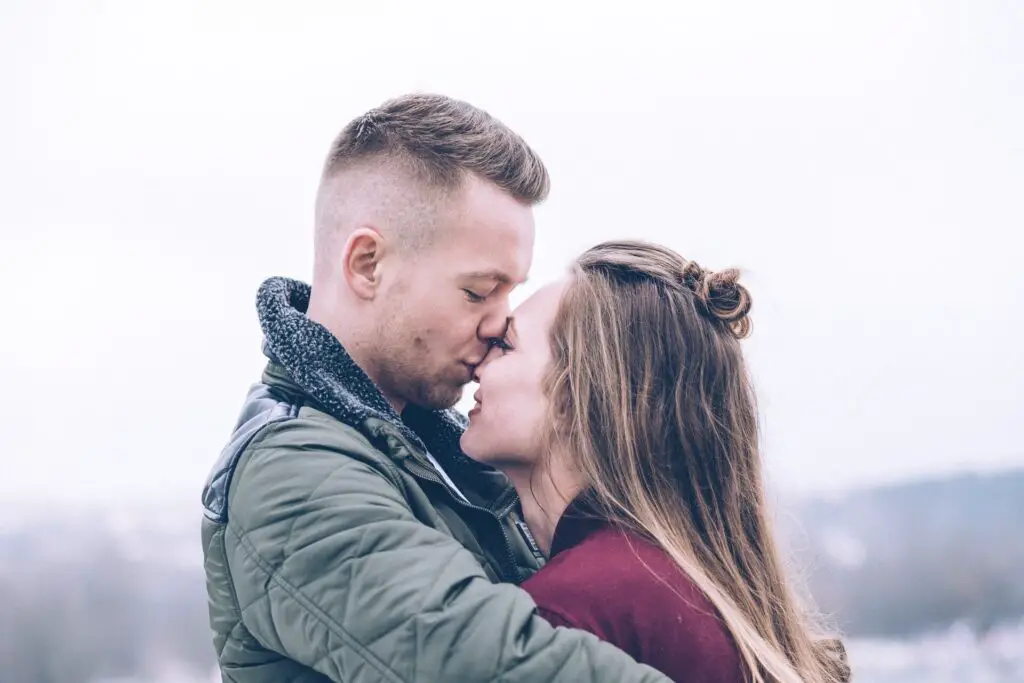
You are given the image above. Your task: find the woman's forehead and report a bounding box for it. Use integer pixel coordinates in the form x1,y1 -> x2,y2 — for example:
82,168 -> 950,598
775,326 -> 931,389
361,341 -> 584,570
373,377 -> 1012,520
513,280 -> 568,332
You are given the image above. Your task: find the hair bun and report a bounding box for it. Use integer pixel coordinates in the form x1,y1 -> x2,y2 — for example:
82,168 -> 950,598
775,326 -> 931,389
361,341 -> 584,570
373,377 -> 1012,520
680,261 -> 752,339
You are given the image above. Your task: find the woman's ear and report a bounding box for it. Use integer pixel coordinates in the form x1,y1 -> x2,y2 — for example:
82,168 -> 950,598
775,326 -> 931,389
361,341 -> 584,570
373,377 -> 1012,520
552,378 -> 573,426
341,227 -> 386,300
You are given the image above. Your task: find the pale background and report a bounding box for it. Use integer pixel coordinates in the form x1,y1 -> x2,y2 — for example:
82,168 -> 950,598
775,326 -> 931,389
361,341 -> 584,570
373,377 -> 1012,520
3,3 -> 1024,683
3,0 -> 1021,508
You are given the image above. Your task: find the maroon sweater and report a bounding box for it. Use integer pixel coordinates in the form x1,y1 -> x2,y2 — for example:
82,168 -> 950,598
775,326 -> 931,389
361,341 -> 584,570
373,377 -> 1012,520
521,502 -> 745,683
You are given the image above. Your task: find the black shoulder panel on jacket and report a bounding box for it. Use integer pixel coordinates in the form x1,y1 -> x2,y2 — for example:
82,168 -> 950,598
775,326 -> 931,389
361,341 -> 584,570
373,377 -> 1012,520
201,383 -> 300,523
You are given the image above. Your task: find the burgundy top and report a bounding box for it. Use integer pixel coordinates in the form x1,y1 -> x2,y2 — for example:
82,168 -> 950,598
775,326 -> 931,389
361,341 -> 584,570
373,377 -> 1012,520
521,501 -> 745,683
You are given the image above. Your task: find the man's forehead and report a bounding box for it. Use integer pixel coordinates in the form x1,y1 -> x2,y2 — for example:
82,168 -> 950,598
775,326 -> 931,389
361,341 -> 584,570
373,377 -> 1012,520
440,177 -> 536,284
445,220 -> 533,284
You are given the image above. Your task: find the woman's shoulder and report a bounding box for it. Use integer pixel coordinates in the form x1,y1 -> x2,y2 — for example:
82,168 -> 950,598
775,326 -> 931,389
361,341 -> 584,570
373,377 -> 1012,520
523,526 -> 744,682
525,526 -> 711,613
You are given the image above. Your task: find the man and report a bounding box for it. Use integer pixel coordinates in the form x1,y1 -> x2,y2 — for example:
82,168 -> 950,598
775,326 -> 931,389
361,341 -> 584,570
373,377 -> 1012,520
201,94 -> 670,682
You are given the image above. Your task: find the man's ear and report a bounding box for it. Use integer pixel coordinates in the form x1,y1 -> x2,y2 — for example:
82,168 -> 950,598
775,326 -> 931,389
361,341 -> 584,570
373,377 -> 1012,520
341,227 -> 387,300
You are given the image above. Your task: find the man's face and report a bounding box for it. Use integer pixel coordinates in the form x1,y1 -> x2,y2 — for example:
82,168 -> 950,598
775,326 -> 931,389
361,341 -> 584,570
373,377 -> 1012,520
374,175 -> 535,410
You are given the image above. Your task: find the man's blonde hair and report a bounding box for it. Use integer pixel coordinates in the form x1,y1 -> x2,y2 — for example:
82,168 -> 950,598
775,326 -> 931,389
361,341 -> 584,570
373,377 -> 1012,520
315,93 -> 549,255
323,93 -> 548,201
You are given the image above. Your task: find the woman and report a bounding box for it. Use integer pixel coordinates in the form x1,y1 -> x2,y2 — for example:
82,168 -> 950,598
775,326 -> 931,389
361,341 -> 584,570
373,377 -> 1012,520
461,240 -> 849,683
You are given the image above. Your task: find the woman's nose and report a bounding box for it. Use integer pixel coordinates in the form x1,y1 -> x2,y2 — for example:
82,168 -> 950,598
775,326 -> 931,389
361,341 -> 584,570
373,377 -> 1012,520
472,345 -> 500,383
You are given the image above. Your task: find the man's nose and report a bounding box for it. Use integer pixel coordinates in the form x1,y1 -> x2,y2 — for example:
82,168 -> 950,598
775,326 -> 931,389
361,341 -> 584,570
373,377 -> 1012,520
477,298 -> 511,342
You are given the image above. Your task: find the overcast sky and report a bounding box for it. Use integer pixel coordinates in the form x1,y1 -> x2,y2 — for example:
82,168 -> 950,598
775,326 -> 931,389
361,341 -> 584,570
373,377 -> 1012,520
1,0 -> 1021,509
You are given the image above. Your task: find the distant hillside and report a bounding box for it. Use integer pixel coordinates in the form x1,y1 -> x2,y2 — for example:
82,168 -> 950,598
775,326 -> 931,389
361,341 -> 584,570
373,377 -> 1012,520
785,469 -> 1024,636
1,469 -> 1022,681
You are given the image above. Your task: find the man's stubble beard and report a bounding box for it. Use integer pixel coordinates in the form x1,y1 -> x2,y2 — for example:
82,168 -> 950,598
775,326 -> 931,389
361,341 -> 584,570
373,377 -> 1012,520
407,374 -> 464,411
372,314 -> 463,412
376,353 -> 463,411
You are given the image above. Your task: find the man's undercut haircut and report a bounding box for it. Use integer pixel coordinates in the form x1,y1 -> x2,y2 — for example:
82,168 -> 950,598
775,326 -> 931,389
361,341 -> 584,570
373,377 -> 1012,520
323,93 -> 550,203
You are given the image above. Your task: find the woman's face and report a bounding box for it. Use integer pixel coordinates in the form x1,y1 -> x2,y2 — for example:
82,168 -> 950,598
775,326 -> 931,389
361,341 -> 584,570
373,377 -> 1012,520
460,279 -> 567,469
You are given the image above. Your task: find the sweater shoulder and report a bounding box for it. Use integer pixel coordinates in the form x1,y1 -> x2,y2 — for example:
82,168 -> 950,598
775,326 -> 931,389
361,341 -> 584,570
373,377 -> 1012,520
523,528 -> 745,683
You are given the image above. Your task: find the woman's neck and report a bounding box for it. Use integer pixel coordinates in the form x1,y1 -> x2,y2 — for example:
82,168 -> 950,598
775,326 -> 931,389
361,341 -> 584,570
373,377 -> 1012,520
503,460 -> 581,558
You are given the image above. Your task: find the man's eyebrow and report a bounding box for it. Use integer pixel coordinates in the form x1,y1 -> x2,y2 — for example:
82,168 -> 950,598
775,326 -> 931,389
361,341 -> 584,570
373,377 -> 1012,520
462,269 -> 526,285
503,316 -> 518,339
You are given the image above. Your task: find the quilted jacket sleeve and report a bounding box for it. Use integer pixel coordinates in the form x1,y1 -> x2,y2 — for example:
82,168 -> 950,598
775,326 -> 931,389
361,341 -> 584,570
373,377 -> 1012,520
224,418 -> 670,683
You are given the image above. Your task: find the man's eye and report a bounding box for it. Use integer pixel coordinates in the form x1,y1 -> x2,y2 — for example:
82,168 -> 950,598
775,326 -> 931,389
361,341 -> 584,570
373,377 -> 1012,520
463,289 -> 486,303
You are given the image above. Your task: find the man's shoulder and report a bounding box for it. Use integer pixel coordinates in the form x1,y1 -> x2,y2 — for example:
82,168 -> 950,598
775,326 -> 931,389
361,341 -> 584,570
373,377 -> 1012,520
202,382 -> 394,526
246,404 -> 394,472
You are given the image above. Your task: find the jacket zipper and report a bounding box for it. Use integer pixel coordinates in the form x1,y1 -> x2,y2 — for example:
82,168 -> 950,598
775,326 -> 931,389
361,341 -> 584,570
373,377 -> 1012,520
402,458 -> 521,583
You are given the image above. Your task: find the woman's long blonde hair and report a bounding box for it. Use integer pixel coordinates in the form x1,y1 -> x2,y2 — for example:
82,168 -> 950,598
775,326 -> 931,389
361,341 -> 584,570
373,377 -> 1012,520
543,240 -> 849,683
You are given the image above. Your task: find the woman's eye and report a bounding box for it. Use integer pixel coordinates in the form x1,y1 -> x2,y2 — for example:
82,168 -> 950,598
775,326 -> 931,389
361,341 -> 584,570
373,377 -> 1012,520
463,289 -> 486,303
491,337 -> 514,353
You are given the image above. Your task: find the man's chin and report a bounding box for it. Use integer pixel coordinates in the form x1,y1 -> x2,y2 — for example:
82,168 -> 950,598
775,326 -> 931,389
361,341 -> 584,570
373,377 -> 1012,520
409,383 -> 464,412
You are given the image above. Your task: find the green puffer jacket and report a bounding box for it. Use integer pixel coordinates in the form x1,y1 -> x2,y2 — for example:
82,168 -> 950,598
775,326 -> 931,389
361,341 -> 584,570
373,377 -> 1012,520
201,277 -> 670,683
